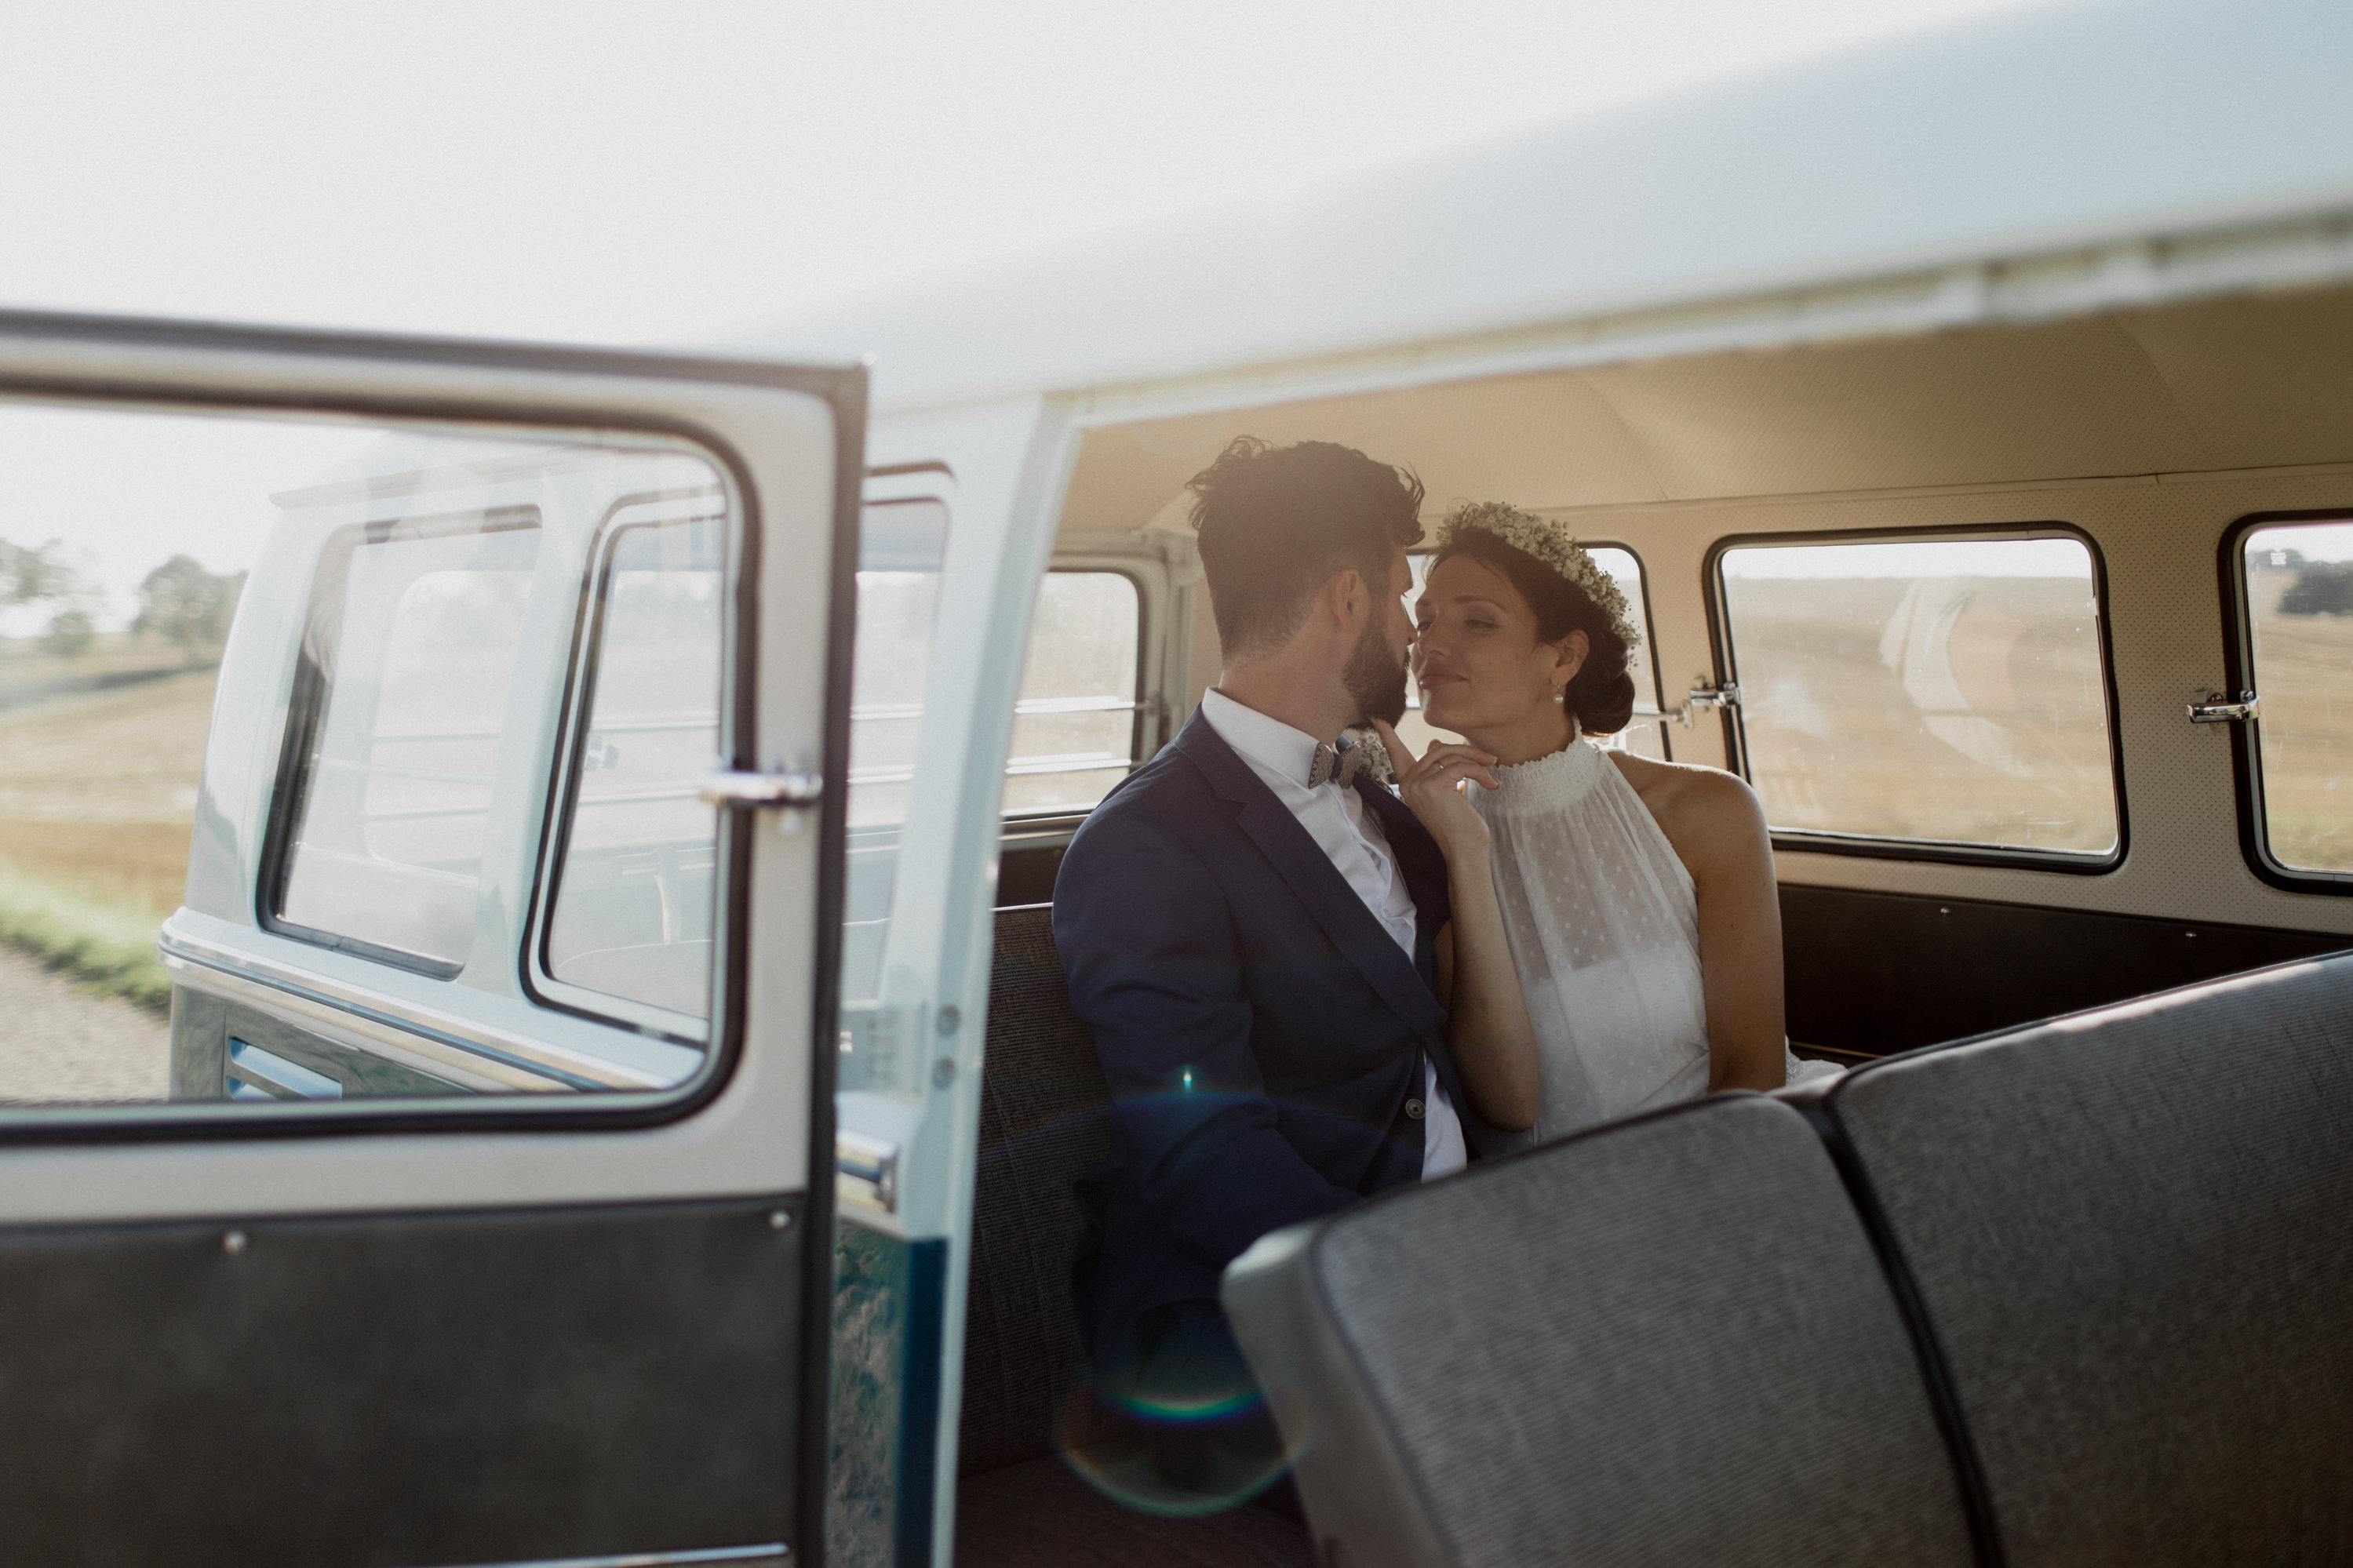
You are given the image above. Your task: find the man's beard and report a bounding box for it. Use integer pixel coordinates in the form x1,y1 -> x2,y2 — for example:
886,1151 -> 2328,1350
1342,617 -> 1409,727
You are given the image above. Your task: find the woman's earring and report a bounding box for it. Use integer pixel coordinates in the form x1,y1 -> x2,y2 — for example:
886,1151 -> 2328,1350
1553,687 -> 1567,704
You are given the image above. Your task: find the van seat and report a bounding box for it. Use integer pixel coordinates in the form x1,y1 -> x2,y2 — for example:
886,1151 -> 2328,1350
955,904 -> 1311,1567
1827,954 -> 2353,1566
1222,1094 -> 1976,1568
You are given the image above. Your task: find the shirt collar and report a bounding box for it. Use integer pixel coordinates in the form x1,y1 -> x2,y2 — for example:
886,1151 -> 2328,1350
1200,688 -> 1330,790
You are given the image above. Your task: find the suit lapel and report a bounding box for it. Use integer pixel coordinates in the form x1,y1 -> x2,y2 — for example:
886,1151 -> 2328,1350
1175,713 -> 1450,1046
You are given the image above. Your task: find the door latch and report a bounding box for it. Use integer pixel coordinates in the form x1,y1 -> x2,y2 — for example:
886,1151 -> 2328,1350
698,767 -> 824,809
1679,679 -> 1741,729
2187,690 -> 2260,725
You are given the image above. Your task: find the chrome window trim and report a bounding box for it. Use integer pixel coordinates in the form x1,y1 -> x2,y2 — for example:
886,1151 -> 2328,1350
159,918 -> 666,1091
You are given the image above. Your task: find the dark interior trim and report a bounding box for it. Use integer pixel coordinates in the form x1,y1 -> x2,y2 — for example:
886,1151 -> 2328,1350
1781,883 -> 2348,1057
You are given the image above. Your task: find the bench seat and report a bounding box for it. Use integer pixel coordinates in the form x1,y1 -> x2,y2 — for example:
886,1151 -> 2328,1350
958,905 -> 1311,1566
1222,952 -> 2353,1566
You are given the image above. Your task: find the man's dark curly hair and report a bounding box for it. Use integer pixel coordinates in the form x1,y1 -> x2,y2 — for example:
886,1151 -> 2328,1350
1185,437 -> 1425,660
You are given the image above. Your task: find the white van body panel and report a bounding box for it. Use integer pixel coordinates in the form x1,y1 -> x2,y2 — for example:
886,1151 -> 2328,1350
740,0 -> 2353,417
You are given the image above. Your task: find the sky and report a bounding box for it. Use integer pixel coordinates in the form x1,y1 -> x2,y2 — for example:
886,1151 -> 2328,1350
0,0 -> 2075,628
0,0 -> 2069,348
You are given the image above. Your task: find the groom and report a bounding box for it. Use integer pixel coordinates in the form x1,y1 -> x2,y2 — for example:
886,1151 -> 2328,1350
1054,435 -> 1470,1497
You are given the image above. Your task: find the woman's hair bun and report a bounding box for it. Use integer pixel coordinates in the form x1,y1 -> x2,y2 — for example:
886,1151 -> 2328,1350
1568,665 -> 1637,737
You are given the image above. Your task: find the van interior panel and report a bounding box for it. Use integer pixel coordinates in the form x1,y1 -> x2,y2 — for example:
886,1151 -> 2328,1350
0,1195 -> 803,1567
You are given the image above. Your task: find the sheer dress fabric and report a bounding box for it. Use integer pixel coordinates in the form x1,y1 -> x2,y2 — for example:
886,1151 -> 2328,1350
1470,737 -> 1834,1154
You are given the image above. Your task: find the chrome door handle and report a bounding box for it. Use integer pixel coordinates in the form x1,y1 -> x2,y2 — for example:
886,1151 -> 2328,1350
698,768 -> 824,809
2187,690 -> 2260,724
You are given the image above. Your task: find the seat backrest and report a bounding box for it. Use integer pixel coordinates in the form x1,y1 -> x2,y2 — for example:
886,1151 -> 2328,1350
1222,1094 -> 1979,1568
956,904 -> 1119,1476
1828,952 -> 2353,1566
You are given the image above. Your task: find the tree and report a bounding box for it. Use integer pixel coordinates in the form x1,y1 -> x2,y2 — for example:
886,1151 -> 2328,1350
0,538 -> 78,608
133,556 -> 244,652
41,609 -> 95,657
2280,562 -> 2353,617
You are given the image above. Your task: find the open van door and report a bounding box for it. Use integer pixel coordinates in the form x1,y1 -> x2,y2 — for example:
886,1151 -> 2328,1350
0,311 -> 859,1568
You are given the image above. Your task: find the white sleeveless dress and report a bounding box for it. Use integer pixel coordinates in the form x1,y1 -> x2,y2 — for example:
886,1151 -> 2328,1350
1469,737 -> 1835,1153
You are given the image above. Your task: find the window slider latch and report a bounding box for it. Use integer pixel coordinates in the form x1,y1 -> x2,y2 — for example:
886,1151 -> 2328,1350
2187,690 -> 2260,725
699,767 -> 825,809
1679,679 -> 1741,729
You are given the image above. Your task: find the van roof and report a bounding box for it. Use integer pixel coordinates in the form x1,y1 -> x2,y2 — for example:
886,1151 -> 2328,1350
727,0 -> 2353,413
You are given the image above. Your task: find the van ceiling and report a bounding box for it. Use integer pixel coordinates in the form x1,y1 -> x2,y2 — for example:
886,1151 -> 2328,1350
1059,284 -> 2353,533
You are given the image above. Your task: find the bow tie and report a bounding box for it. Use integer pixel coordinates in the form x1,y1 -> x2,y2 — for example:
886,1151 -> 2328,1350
1307,737 -> 1361,790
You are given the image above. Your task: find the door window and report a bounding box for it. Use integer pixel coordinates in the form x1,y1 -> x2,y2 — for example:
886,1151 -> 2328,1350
2236,517 -> 2353,879
0,395 -> 746,1106
272,512 -> 541,973
538,507 -> 726,1027
1715,532 -> 2118,862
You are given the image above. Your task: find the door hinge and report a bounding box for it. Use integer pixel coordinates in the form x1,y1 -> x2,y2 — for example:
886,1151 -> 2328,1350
698,767 -> 824,809
2187,690 -> 2260,725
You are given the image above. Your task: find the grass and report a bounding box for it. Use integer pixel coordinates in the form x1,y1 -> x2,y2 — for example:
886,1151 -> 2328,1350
0,863 -> 172,1013
0,641 -> 217,1012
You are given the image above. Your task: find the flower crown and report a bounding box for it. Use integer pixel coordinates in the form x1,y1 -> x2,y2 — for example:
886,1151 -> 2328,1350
1433,501 -> 1641,649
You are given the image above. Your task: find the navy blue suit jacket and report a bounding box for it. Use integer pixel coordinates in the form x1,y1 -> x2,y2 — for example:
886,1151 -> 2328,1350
1052,708 -> 1462,1368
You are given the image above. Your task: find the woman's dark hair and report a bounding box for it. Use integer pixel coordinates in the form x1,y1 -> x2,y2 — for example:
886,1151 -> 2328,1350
1187,437 -> 1426,659
1430,528 -> 1637,735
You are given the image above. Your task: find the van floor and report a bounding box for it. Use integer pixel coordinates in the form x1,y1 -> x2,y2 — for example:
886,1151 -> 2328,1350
956,1457 -> 1311,1567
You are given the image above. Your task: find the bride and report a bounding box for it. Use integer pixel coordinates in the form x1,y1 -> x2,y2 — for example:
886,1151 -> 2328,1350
1371,501 -> 1835,1151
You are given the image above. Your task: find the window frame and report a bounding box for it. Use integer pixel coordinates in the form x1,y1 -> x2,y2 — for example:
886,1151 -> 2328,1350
257,504 -> 546,979
523,489 -> 733,1040
998,558 -> 1153,833
2220,506 -> 2353,894
1704,520 -> 2129,873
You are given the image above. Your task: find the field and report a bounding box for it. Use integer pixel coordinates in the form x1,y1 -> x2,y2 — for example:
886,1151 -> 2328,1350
0,636 -> 219,1014
1719,575 -> 2118,854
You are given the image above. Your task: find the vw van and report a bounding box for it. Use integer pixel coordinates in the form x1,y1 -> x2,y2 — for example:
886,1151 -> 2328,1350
1,0 -> 2351,1564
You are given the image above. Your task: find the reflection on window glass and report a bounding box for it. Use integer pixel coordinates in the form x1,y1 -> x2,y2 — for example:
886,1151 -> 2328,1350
1004,572 -> 1142,817
2242,518 -> 2353,875
1720,535 -> 2115,856
279,515 -> 541,968
1402,544 -> 1665,760
841,500 -> 949,1008
544,513 -> 724,1023
0,403 -> 732,1109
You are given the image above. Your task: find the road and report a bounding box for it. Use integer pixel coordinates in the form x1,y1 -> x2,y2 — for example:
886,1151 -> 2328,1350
0,943 -> 169,1103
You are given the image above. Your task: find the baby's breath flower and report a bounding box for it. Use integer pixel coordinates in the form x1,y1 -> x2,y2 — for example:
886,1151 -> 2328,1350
1434,501 -> 1642,649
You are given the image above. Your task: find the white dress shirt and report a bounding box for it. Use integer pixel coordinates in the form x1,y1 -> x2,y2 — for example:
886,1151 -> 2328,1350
1200,689 -> 1468,1181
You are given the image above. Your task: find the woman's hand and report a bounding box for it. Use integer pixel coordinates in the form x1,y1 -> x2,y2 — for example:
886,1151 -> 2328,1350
1369,720 -> 1499,864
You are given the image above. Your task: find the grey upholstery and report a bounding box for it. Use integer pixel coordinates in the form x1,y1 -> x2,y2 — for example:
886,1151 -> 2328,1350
955,904 -> 1312,1567
1829,952 -> 2353,1566
959,904 -> 1120,1476
1223,1094 -> 1976,1568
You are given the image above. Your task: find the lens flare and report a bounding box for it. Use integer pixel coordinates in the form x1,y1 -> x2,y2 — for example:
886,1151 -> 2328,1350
1054,1374 -> 1311,1519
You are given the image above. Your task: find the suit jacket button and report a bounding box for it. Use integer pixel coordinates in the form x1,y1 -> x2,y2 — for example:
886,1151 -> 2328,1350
1404,1097 -> 1426,1120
